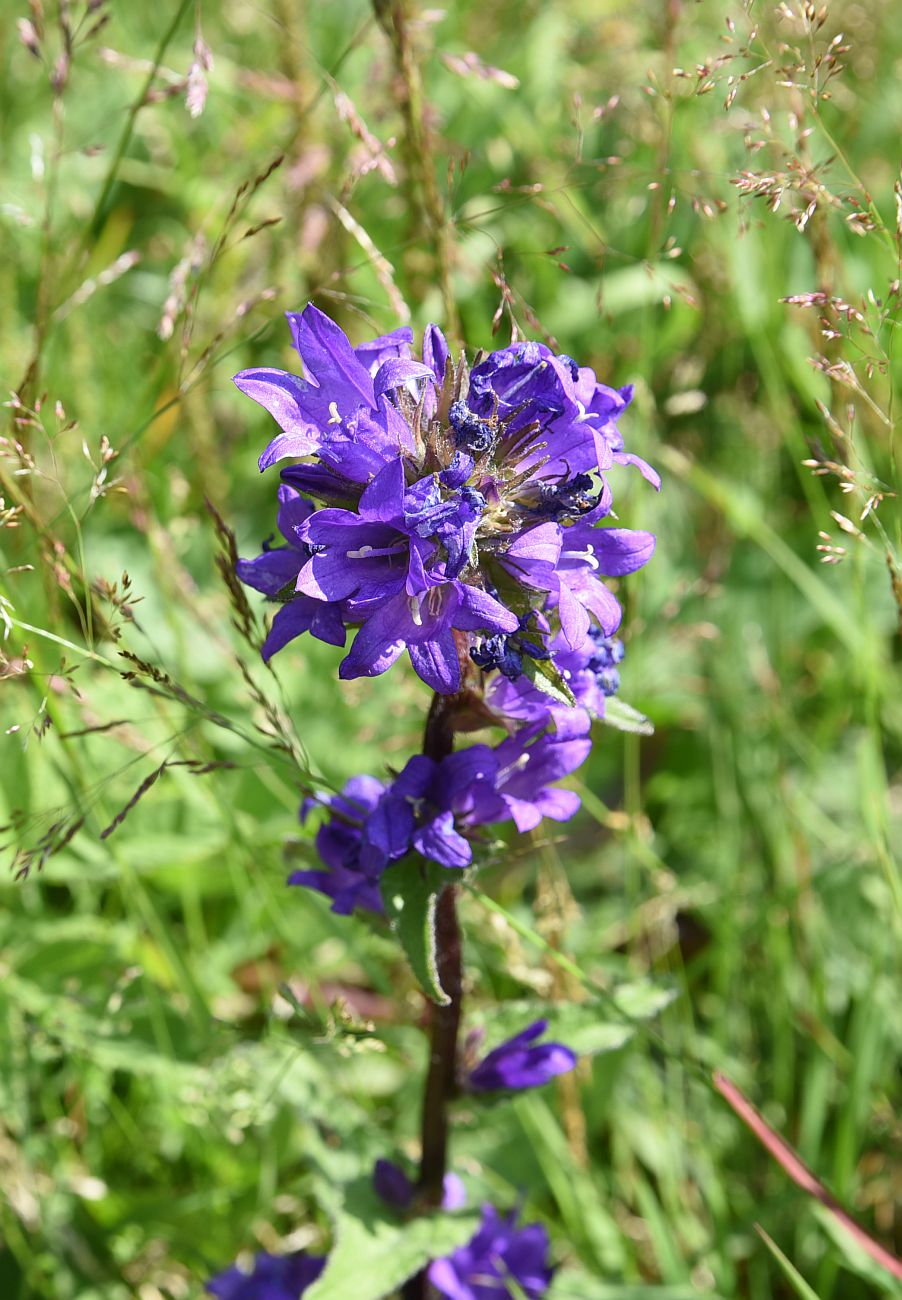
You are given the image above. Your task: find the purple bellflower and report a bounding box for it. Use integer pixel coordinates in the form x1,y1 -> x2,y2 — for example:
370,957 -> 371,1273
288,775 -> 387,915
428,1205 -> 553,1300
461,723 -> 592,833
466,1020 -> 577,1093
235,305 -> 657,694
206,1251 -> 325,1300
362,746 -> 497,871
288,720 -> 591,911
236,484 -> 346,660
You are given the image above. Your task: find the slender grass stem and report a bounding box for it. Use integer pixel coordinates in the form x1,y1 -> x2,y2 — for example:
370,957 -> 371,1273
84,0 -> 194,246
373,0 -> 460,339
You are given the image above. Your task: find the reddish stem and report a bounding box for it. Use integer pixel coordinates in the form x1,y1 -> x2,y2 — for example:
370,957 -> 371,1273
714,1071 -> 902,1282
402,692 -> 465,1299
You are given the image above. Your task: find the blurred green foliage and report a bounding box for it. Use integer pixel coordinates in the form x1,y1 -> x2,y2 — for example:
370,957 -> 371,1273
1,0 -> 900,1297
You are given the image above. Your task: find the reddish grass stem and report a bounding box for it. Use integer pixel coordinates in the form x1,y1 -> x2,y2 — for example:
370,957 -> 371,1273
713,1071 -> 902,1282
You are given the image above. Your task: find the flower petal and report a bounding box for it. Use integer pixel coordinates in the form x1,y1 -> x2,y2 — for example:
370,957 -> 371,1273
413,810 -> 472,868
233,369 -> 324,468
286,303 -> 375,413
373,358 -> 436,400
613,450 -> 661,490
454,584 -> 519,635
408,629 -> 461,694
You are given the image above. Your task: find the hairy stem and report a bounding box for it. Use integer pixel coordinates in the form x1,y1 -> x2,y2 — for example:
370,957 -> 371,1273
418,692 -> 461,1203
403,692 -> 464,1299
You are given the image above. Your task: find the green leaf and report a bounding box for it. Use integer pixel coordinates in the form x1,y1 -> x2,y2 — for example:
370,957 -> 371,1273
522,655 -> 577,707
811,1204 -> 902,1297
380,857 -> 462,1006
755,1226 -> 823,1300
305,1177 -> 480,1300
601,696 -> 654,735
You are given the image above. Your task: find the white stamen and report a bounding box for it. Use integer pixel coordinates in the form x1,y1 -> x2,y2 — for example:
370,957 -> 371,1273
568,544 -> 599,570
346,542 -> 407,561
497,752 -> 531,785
328,401 -> 341,424
408,595 -> 423,627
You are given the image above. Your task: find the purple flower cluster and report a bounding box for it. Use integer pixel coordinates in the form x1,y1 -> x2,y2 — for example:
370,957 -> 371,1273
429,1206 -> 553,1300
289,720 -> 591,915
223,310 -> 657,1300
373,1161 -> 553,1299
236,305 -> 657,696
208,1205 -> 550,1300
210,1156 -> 557,1300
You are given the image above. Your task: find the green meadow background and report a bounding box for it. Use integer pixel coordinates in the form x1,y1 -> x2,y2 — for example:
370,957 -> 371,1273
1,1 -> 900,1297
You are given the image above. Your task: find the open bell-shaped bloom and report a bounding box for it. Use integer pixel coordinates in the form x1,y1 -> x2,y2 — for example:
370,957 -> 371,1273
466,1020 -> 577,1093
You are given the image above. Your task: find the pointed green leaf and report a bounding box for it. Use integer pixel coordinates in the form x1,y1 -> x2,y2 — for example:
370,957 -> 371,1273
380,857 -> 462,1006
601,696 -> 654,735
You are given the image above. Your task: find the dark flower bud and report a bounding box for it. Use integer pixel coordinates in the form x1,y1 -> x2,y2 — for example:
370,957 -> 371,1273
448,400 -> 496,454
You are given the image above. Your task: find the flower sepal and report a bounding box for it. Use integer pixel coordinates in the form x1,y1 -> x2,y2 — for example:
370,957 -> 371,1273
599,695 -> 654,735
520,653 -> 577,708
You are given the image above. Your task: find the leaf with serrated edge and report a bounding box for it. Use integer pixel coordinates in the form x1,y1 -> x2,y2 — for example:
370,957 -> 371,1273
305,1177 -> 480,1300
380,858 -> 462,1006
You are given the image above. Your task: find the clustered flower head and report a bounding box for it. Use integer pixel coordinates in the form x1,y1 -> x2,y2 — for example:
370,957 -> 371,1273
223,307 -> 659,1300
289,720 -> 592,915
236,305 -> 657,696
210,1162 -> 555,1300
